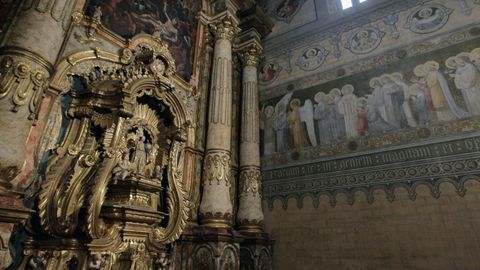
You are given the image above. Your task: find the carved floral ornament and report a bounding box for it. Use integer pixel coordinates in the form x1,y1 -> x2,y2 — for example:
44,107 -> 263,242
239,44 -> 263,67
30,36 -> 192,268
240,168 -> 262,195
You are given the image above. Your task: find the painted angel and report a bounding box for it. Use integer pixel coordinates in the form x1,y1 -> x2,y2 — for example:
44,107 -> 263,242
338,85 -> 359,138
298,99 -> 318,147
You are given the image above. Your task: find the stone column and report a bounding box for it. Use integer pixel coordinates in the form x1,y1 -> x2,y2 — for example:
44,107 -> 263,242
0,0 -> 76,192
199,16 -> 239,228
236,44 -> 264,232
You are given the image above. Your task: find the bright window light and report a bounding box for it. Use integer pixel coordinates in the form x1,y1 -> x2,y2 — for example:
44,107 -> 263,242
341,0 -> 353,9
359,0 -> 367,2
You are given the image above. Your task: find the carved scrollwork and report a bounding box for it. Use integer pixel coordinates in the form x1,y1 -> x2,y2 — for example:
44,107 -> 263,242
152,137 -> 190,244
239,168 -> 262,195
0,56 -> 47,119
38,117 -> 94,237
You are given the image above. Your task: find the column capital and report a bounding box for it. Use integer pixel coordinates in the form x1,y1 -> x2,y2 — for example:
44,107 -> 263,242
239,44 -> 262,67
210,16 -> 240,42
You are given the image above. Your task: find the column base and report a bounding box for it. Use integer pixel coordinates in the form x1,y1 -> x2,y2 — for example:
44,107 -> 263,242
199,212 -> 232,228
173,226 -> 274,270
237,223 -> 263,233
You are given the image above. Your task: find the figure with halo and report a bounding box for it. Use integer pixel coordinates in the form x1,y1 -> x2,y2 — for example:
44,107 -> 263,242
415,61 -> 469,122
287,98 -> 311,149
448,54 -> 480,115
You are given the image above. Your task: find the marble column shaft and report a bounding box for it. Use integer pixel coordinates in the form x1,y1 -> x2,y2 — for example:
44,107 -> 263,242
199,16 -> 239,228
237,45 -> 264,232
0,0 -> 76,191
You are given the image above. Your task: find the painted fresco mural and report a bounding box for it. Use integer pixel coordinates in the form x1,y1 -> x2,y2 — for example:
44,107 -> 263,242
273,0 -> 306,23
85,0 -> 201,80
264,0 -> 317,38
260,40 -> 480,158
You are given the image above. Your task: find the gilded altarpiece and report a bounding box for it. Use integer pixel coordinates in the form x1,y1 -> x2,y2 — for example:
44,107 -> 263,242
16,35 -> 196,269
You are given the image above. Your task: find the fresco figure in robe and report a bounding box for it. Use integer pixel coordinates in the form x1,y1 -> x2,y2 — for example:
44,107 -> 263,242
409,76 -> 432,126
288,99 -> 311,149
327,89 -> 346,141
380,75 -> 407,129
451,55 -> 480,116
314,92 -> 334,145
370,77 -> 388,123
391,73 -> 418,127
415,61 -> 469,122
338,85 -> 359,138
356,98 -> 369,136
274,93 -> 293,152
366,95 -> 396,134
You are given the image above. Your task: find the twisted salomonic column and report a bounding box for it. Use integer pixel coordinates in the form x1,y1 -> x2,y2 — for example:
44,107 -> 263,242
199,16 -> 239,228
0,0 -> 77,192
236,44 -> 264,232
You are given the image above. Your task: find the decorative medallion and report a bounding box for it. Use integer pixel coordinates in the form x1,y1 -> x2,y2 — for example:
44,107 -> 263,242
295,46 -> 329,71
345,26 -> 385,55
273,0 -> 306,23
404,4 -> 453,34
259,61 -> 282,85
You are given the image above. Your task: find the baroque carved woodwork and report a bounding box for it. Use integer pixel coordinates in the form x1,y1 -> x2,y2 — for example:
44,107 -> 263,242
22,36 -> 192,269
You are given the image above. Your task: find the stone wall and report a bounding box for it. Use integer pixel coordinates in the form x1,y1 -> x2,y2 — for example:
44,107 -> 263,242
264,180 -> 480,270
